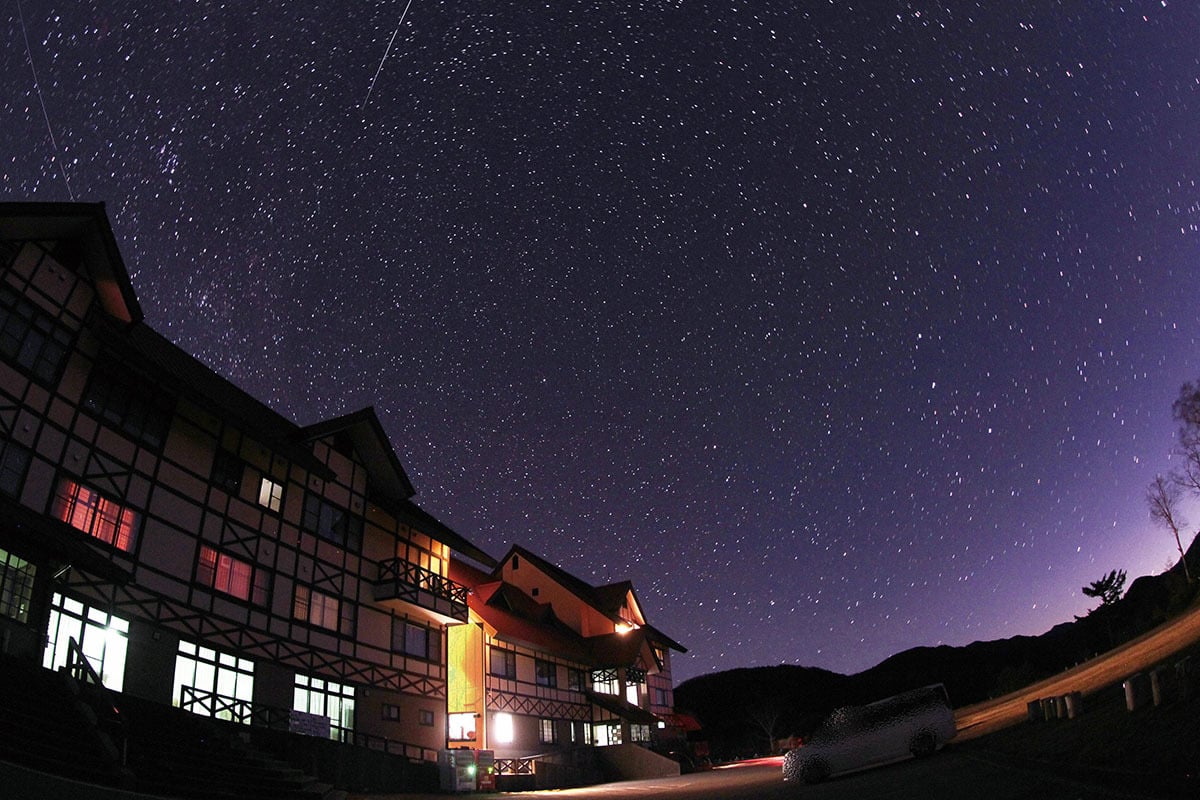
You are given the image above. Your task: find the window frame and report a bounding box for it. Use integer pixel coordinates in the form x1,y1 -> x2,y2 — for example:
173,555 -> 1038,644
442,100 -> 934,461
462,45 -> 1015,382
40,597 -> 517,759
489,646 -> 517,680
53,478 -> 139,552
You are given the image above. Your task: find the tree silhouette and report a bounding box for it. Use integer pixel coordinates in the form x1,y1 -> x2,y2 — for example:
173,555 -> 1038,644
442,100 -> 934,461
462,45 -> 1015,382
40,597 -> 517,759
1081,569 -> 1126,608
1147,474 -> 1194,585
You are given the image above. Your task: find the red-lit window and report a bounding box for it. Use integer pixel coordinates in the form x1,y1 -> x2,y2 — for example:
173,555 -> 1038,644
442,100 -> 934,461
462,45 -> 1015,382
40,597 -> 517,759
197,545 -> 264,602
54,480 -> 137,552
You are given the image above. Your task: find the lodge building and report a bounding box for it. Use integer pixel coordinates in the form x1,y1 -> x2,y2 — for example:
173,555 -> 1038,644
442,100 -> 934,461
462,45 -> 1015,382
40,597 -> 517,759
0,202 -> 685,791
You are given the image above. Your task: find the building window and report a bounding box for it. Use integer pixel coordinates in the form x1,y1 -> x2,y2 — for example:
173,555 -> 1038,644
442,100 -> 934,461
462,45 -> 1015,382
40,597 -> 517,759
294,674 -> 355,743
567,667 -> 586,692
211,449 -> 244,494
197,545 -> 268,604
43,593 -> 129,691
419,708 -> 435,727
593,721 -> 622,747
0,438 -> 31,498
630,724 -> 651,743
257,476 -> 283,512
539,718 -> 558,744
0,547 -> 35,623
494,712 -> 514,744
301,493 -> 363,550
82,360 -> 173,449
652,687 -> 669,707
535,659 -> 557,688
570,720 -> 592,745
0,283 -> 73,384
53,479 -> 138,552
293,585 -> 341,630
626,680 -> 643,706
448,712 -> 477,742
382,703 -> 400,721
591,668 -> 618,696
172,640 -> 254,723
393,619 -> 441,661
489,646 -> 517,679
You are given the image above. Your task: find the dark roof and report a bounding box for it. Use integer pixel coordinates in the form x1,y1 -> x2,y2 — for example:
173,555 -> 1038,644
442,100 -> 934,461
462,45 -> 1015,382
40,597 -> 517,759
299,408 -> 416,504
0,201 -> 141,324
586,691 -> 660,726
2,202 -> 497,567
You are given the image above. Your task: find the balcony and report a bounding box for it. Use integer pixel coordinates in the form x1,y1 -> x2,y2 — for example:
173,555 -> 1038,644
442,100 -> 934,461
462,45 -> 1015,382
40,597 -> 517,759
374,558 -> 469,622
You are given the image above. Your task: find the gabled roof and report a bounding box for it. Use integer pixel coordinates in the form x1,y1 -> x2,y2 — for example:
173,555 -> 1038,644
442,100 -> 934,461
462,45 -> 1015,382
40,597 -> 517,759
503,544 -> 636,623
1,202 -> 496,567
298,408 -> 416,504
0,202 -> 141,324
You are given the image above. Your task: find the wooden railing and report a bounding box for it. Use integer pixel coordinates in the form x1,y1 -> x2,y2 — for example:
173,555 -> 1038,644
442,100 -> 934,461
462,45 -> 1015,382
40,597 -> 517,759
496,756 -> 537,775
177,685 -> 437,762
375,558 -> 469,621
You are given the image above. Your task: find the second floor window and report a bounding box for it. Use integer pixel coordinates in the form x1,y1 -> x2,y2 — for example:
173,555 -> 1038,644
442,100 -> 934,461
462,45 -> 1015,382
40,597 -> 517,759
0,283 -> 72,385
489,647 -> 517,679
535,659 -> 557,688
211,450 -> 245,494
591,668 -> 618,696
53,478 -> 138,552
302,494 -> 362,550
197,545 -> 268,604
567,667 -> 586,692
394,620 -> 441,661
293,585 -> 340,630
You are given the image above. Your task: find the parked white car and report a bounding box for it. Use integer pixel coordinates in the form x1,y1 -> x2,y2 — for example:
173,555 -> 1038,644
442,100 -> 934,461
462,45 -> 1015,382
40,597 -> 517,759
782,684 -> 956,784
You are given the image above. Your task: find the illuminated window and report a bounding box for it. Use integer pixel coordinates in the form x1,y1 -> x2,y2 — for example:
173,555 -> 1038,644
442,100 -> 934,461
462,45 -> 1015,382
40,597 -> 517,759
53,479 -> 138,552
0,548 -> 35,623
494,712 -> 514,744
539,718 -> 558,744
630,723 -> 651,743
294,674 -> 355,742
490,647 -> 517,679
591,668 -> 618,696
172,640 -> 254,723
0,438 -> 31,498
197,545 -> 268,604
570,720 -> 591,744
302,493 -> 363,550
535,659 -> 557,688
293,585 -> 341,630
257,477 -> 283,512
0,283 -> 73,384
449,712 -> 477,742
593,721 -> 622,747
626,680 -> 642,706
43,593 -> 129,691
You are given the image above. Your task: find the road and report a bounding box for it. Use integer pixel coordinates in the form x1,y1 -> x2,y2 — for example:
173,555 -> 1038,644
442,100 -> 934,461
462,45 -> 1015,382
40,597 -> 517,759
955,599 -> 1200,740
355,602 -> 1200,800
361,754 -> 1165,800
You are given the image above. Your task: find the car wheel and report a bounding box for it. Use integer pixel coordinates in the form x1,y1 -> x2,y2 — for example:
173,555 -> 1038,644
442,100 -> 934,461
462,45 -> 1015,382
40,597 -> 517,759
909,729 -> 938,758
801,757 -> 831,784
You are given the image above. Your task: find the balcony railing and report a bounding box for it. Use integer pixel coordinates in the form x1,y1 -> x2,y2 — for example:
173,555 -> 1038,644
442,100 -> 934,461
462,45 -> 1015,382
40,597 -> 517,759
374,558 -> 470,622
178,685 -> 437,762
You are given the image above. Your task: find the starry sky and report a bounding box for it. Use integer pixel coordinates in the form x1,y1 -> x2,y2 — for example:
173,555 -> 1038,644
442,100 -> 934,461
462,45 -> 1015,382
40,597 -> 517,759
5,1 -> 1200,682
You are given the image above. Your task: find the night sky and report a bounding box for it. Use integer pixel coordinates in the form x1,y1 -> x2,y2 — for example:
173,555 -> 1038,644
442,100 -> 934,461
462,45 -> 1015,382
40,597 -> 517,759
5,1 -> 1200,682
